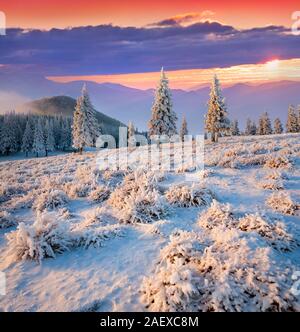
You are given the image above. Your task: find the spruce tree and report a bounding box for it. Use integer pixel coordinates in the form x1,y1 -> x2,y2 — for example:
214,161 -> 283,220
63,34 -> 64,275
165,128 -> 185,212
148,68 -> 178,139
205,74 -> 230,142
44,119 -> 55,156
180,115 -> 188,141
258,112 -> 272,135
245,118 -> 254,136
286,105 -> 299,133
128,121 -> 135,138
60,118 -> 72,151
0,115 -> 17,155
21,120 -> 33,157
72,84 -> 101,153
251,121 -> 257,135
72,97 -> 85,153
230,120 -> 240,136
32,118 -> 45,157
274,118 -> 283,134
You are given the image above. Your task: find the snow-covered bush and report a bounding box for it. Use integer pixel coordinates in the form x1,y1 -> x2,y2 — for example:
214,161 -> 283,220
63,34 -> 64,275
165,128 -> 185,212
198,200 -> 236,229
97,170 -> 126,188
258,180 -> 284,191
88,185 -> 111,203
141,230 -> 204,312
218,154 -> 267,169
142,229 -> 297,312
0,184 -> 26,203
238,214 -> 297,252
78,207 -> 115,229
175,164 -> 196,174
108,171 -> 169,223
0,211 -> 16,229
33,189 -> 69,212
110,187 -> 169,224
264,156 -> 292,170
198,169 -> 214,179
72,224 -> 123,249
267,192 -> 299,215
265,170 -> 288,181
6,212 -> 72,263
165,185 -> 214,207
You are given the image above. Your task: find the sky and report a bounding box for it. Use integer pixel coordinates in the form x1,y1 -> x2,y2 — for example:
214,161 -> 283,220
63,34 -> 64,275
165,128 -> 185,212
0,0 -> 300,89
0,0 -> 298,30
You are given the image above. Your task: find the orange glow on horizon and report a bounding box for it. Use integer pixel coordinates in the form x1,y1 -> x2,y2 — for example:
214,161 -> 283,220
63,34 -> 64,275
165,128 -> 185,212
47,58 -> 300,90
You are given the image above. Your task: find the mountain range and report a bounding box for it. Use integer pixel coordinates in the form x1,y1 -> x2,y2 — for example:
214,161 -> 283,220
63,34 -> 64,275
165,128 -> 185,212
0,68 -> 299,133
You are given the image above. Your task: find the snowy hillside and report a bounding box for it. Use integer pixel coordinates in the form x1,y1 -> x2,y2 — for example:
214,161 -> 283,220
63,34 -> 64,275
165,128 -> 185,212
0,134 -> 299,312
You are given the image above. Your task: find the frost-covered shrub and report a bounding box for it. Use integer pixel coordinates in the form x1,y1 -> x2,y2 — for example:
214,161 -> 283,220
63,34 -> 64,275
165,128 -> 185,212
198,202 -> 297,251
238,214 -> 297,252
0,184 -> 26,203
198,200 -> 236,229
98,170 -> 126,188
175,164 -> 197,173
110,187 -> 169,224
102,170 -> 126,181
108,171 -> 169,223
198,169 -> 214,179
264,156 -> 292,169
33,190 -> 69,212
267,192 -> 299,215
88,186 -> 111,203
142,229 -> 297,312
78,207 -> 115,229
6,212 -> 72,263
258,180 -> 284,191
265,170 -> 288,181
72,224 -> 123,249
141,230 -> 204,312
165,185 -> 214,207
218,154 -> 267,169
0,211 -> 16,229
64,182 -> 91,198
137,219 -> 171,236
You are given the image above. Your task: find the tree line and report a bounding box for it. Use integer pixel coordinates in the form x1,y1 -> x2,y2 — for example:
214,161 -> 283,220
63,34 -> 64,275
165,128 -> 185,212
0,113 -> 72,156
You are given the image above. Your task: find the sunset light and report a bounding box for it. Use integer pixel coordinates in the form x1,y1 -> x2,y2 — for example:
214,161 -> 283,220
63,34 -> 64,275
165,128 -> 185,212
266,59 -> 280,70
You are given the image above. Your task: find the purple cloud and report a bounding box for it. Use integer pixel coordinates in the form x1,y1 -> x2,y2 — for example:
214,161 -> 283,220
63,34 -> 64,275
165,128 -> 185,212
0,22 -> 299,75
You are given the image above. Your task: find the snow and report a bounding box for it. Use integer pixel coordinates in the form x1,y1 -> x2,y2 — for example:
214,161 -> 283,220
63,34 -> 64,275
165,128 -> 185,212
0,133 -> 299,312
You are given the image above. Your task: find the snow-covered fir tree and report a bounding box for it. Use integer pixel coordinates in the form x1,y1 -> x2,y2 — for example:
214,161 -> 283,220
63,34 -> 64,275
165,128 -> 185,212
44,119 -> 55,156
72,97 -> 85,153
286,105 -> 299,133
72,84 -> 101,153
251,121 -> 257,135
245,119 -> 251,136
21,120 -> 33,157
59,118 -> 72,151
245,118 -> 257,136
148,68 -> 178,139
274,118 -> 283,134
32,118 -> 45,157
230,120 -> 240,136
257,112 -> 272,135
128,121 -> 135,138
0,114 -> 17,155
205,74 -> 230,142
180,115 -> 188,141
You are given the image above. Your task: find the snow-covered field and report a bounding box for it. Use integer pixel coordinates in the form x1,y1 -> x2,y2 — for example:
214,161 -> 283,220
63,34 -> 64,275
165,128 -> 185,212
0,134 -> 299,312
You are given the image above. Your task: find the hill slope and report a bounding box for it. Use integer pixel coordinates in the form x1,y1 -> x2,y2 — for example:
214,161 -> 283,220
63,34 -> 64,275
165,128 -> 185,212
17,95 -> 126,138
